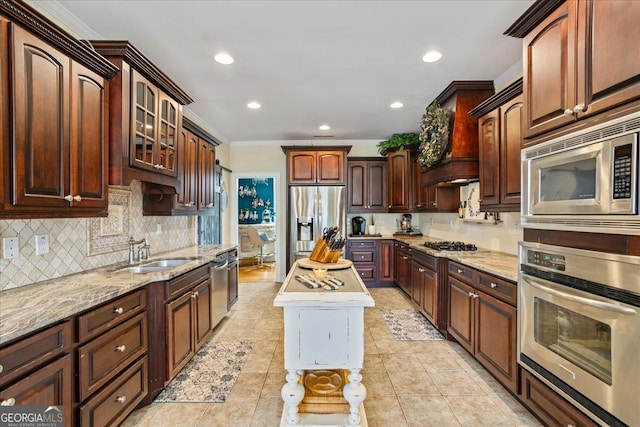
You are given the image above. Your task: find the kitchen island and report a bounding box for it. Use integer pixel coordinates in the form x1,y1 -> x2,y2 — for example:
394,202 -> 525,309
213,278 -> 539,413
273,262 -> 375,426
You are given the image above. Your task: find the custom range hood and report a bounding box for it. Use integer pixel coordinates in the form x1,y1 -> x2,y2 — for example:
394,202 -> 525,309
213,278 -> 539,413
422,81 -> 494,186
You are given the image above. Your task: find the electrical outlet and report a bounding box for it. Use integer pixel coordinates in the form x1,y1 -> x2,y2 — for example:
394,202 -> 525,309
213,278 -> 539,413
2,237 -> 19,259
156,223 -> 162,235
514,222 -> 520,235
35,234 -> 49,255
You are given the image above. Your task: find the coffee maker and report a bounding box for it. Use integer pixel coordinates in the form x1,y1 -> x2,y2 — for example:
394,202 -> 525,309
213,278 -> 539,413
351,216 -> 366,235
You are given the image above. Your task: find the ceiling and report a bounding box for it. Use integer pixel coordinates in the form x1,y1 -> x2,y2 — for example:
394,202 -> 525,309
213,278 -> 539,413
38,0 -> 534,143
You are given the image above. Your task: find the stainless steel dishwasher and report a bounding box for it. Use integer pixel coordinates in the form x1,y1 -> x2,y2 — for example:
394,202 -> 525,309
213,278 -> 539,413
210,251 -> 230,327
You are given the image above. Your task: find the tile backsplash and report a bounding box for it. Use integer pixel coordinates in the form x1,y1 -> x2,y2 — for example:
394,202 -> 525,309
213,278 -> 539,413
0,181 -> 197,290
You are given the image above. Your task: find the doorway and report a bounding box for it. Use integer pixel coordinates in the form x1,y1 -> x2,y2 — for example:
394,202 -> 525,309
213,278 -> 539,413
231,172 -> 283,283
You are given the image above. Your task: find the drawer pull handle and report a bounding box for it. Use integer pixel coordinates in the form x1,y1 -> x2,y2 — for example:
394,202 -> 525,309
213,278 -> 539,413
192,293 -> 198,299
457,268 -> 464,274
115,345 -> 126,352
116,396 -> 127,403
1,398 -> 15,406
418,268 -> 426,273
402,256 -> 409,260
490,283 -> 498,289
0,364 -> 3,374
113,307 -> 124,315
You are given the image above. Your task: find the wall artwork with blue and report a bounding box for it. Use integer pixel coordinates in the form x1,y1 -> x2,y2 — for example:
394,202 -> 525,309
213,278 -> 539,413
238,178 -> 275,224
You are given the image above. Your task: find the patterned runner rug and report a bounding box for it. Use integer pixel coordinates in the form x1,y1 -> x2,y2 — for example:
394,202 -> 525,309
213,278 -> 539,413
155,340 -> 253,403
381,309 -> 445,341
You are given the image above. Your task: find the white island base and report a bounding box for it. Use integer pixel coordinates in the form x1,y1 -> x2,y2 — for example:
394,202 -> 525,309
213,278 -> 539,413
279,404 -> 368,427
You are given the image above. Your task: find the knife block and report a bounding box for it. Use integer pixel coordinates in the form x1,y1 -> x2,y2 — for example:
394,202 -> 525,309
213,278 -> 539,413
309,239 -> 341,263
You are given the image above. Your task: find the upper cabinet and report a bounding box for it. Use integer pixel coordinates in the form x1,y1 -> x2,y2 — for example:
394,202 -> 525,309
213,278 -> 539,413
0,2 -> 118,218
386,149 -> 412,212
506,0 -> 640,143
469,79 -> 523,212
282,146 -> 350,185
90,41 -> 193,191
347,157 -> 387,213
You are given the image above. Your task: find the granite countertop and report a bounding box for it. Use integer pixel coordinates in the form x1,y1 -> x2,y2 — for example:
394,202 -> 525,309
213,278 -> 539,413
352,234 -> 519,282
0,244 -> 237,345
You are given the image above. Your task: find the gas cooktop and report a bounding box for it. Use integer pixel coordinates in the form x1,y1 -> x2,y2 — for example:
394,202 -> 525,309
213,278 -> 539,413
423,241 -> 477,251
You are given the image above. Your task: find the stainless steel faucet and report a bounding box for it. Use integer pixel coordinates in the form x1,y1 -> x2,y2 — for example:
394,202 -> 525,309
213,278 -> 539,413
128,237 -> 150,264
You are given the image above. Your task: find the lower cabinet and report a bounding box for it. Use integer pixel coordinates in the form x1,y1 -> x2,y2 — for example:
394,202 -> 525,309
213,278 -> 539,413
346,239 -> 396,285
395,242 -> 412,295
377,240 -> 395,283
411,251 -> 438,326
520,369 -> 598,427
447,261 -> 518,393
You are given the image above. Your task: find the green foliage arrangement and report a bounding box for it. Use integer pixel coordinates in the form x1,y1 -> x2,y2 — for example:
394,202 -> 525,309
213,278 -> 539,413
418,102 -> 450,168
376,132 -> 420,155
370,215 -> 375,225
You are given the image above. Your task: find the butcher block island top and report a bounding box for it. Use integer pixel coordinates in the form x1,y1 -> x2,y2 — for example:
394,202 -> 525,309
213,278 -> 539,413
274,262 -> 374,426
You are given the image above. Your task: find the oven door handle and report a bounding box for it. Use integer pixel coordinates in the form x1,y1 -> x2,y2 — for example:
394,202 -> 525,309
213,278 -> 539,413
522,276 -> 637,315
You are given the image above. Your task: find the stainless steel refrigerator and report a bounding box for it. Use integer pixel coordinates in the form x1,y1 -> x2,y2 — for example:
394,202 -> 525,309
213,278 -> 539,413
288,186 -> 345,268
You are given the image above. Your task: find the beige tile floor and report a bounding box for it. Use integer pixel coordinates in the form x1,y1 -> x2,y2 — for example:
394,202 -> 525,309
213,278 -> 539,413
122,282 -> 542,427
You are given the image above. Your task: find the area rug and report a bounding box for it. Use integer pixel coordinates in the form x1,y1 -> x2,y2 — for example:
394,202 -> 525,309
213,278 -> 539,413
155,340 -> 253,403
380,309 -> 444,341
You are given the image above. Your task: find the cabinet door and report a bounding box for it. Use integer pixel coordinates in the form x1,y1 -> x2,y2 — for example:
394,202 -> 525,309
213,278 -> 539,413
70,62 -> 108,209
522,0 -> 577,139
387,150 -> 411,212
412,158 -> 426,210
166,291 -> 195,379
157,93 -> 179,177
447,277 -> 474,354
410,261 -> 422,305
396,250 -> 412,295
176,129 -> 197,211
367,161 -> 387,211
131,71 -> 159,172
499,96 -> 523,209
198,141 -> 215,211
421,267 -> 437,325
289,151 -> 316,183
194,279 -> 212,350
227,260 -> 239,310
474,291 -> 518,393
347,161 -> 366,211
0,354 -> 72,426
577,0 -> 640,118
11,24 -> 69,209
378,240 -> 395,283
316,151 -> 344,184
478,110 -> 500,207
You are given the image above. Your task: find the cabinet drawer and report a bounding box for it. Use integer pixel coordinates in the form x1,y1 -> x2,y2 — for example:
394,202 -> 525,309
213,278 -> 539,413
77,290 -> 146,342
0,321 -> 71,387
78,313 -> 147,401
348,240 -> 376,249
79,356 -> 148,427
167,264 -> 209,299
351,250 -> 375,263
413,251 -> 437,271
449,261 -> 474,283
476,272 -> 517,306
354,265 -> 376,281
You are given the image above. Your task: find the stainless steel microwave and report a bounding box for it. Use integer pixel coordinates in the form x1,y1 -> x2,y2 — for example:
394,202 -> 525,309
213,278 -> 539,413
522,113 -> 640,234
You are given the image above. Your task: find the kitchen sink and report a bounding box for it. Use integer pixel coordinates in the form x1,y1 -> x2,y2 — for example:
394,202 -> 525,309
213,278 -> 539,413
109,256 -> 201,274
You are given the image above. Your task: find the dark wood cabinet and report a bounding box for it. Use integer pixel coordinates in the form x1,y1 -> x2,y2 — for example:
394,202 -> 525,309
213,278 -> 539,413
395,242 -> 412,295
198,138 -> 216,211
283,147 -> 349,184
166,290 -> 196,379
377,240 -> 395,283
447,261 -> 519,393
175,128 -> 198,212
387,149 -> 412,212
1,20 -> 114,218
470,79 -> 523,212
347,158 -> 387,213
510,0 -> 640,141
412,251 -> 438,326
347,239 -> 378,283
91,41 -> 193,190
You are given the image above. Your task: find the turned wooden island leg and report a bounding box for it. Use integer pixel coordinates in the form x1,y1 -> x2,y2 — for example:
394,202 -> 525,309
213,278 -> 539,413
281,369 -> 305,426
343,368 -> 366,425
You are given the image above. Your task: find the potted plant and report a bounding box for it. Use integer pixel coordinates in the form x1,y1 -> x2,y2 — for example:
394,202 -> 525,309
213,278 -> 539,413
376,133 -> 420,155
368,215 -> 376,235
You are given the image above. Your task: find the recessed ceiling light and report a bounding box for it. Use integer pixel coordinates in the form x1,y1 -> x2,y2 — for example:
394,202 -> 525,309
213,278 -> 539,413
319,124 -> 331,131
247,101 -> 261,109
390,102 -> 404,109
422,51 -> 442,63
214,53 -> 234,65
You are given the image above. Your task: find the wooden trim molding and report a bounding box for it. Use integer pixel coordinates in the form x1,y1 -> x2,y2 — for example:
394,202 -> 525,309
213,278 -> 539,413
0,0 -> 118,78
468,78 -> 523,118
281,145 -> 352,154
504,0 -> 566,38
435,80 -> 495,105
183,116 -> 220,146
89,40 -> 193,105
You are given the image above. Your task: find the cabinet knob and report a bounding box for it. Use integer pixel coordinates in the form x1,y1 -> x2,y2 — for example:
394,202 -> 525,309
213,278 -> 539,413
431,202 -> 436,206
416,204 -> 422,208
207,203 -> 214,208
418,268 -> 426,273
63,194 -> 82,202
116,396 -> 127,403
0,364 -> 3,374
563,108 -> 574,116
192,293 -> 198,299
408,249 -> 412,252
115,345 -> 126,352
490,282 -> 498,289
113,307 -> 124,315
573,104 -> 585,113
402,256 -> 409,260
1,398 -> 15,406
457,268 -> 464,274
388,205 -> 391,209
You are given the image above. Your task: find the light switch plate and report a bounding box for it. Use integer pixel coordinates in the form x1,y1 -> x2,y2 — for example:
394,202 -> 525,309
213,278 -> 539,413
2,237 -> 19,259
35,234 -> 49,255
